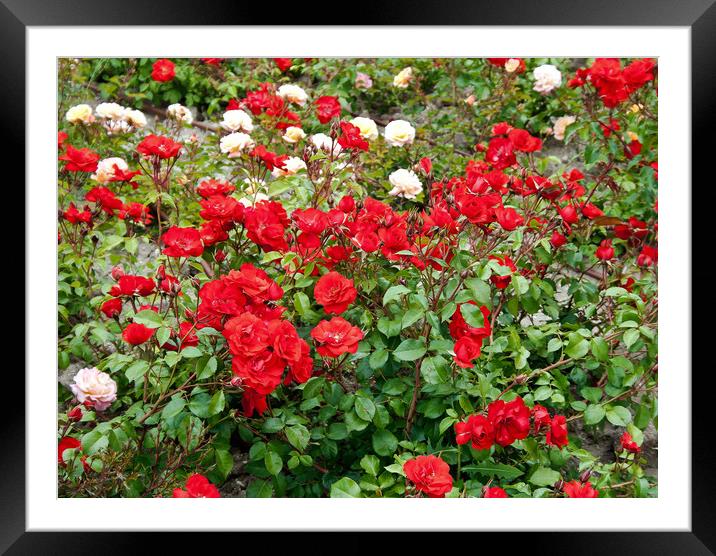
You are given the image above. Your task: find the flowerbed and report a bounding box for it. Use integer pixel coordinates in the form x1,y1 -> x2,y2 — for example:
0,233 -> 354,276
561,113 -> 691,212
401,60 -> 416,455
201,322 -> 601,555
57,57 -> 658,498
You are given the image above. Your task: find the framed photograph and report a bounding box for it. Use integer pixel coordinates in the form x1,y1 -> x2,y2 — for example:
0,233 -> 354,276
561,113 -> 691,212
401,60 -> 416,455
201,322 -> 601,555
10,0 -> 711,552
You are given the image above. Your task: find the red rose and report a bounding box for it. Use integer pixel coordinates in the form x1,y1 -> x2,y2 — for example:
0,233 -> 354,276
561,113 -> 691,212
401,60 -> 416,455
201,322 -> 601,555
110,275 -> 156,297
550,231 -> 567,248
314,96 -> 341,124
637,245 -> 657,266
559,204 -> 579,225
231,349 -> 285,395
58,436 -> 81,465
489,255 -> 516,290
199,195 -> 244,224
100,298 -> 122,318
487,396 -> 531,447
455,414 -> 495,450
563,480 -> 599,498
172,474 -> 220,498
313,272 -> 358,315
162,226 -> 204,258
508,128 -> 542,152
486,137 -> 516,169
122,322 -> 155,345
403,455 -> 453,498
222,312 -> 270,358
532,404 -> 551,433
241,389 -> 268,417
483,486 -> 509,498
337,121 -> 369,151
196,178 -> 235,198
620,431 -> 641,453
310,317 -> 364,358
151,59 -> 175,82
85,186 -> 124,215
226,263 -> 283,303
244,200 -> 289,252
546,415 -> 569,447
273,58 -> 293,72
596,239 -> 615,261
136,134 -> 182,159
59,145 -> 100,173
581,202 -> 604,219
494,206 -> 524,231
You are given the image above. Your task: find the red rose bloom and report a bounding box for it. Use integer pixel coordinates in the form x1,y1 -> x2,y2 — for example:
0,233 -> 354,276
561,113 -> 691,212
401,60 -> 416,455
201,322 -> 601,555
483,486 -> 509,498
314,96 -> 342,124
100,298 -> 122,318
151,59 -> 175,82
494,206 -> 524,231
532,404 -> 551,433
59,145 -> 100,172
273,58 -> 293,72
489,255 -> 516,289
546,415 -> 569,448
596,239 -> 615,261
310,317 -> 364,358
110,275 -> 156,297
231,349 -> 285,395
403,455 -> 453,498
487,397 -> 531,447
564,480 -> 599,498
620,432 -> 641,453
196,178 -> 235,198
637,245 -> 658,267
313,272 -> 358,315
222,312 -> 271,358
58,436 -> 81,465
337,121 -> 369,151
226,263 -> 284,303
455,414 -> 495,450
137,134 -> 182,159
550,231 -> 567,248
162,226 -> 204,258
172,474 -> 220,498
122,322 -> 155,345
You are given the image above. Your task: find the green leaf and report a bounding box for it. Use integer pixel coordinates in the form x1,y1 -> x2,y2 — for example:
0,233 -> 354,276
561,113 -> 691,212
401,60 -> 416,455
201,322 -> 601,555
330,477 -> 361,498
285,424 -> 310,452
382,285 -> 411,306
529,466 -> 561,487
360,455 -> 381,477
465,278 -> 492,306
462,463 -> 523,481
354,397 -> 376,421
369,349 -> 389,370
161,396 -> 186,420
591,338 -> 609,361
584,404 -> 606,425
460,304 -> 486,328
208,391 -> 225,416
264,451 -> 283,475
246,479 -> 273,498
401,308 -> 424,329
81,429 -> 108,456
372,429 -> 399,456
133,309 -> 163,329
393,339 -> 427,361
124,360 -> 149,382
565,336 -> 589,359
547,338 -> 563,353
606,405 -> 632,426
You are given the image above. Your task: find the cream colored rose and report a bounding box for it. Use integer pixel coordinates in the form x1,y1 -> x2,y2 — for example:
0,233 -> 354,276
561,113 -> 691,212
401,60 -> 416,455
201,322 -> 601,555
311,133 -> 343,156
533,64 -> 562,94
70,367 -> 117,411
393,67 -> 414,88
65,104 -> 94,124
384,120 -> 416,147
220,132 -> 255,157
277,84 -> 309,106
95,102 -> 127,120
388,168 -> 423,200
553,115 -> 576,141
349,117 -> 379,141
92,157 -> 129,183
282,126 -> 307,143
221,109 -> 253,133
167,103 -> 193,125
504,59 -> 521,73
124,109 -> 147,129
272,156 -> 307,178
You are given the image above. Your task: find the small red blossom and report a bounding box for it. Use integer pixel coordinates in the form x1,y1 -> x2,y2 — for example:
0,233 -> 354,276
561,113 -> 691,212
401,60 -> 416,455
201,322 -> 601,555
403,455 -> 453,498
172,474 -> 220,498
151,59 -> 175,82
310,317 -> 364,358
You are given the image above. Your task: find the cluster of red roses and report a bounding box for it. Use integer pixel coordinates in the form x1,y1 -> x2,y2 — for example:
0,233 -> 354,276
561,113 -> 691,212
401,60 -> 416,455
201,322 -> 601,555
172,473 -> 220,498
454,396 -> 568,451
568,58 -> 656,108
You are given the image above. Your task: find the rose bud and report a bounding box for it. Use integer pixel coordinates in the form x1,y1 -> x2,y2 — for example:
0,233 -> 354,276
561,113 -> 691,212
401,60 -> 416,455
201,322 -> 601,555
230,377 -> 243,388
215,249 -> 226,263
111,266 -> 125,281
67,406 -> 83,421
553,480 -> 565,492
579,470 -> 593,483
514,374 -> 528,384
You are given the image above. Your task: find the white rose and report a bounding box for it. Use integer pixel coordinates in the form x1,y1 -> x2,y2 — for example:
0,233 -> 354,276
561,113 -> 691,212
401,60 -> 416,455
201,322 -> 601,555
553,115 -> 576,141
504,58 -> 521,73
533,64 -> 562,94
393,67 -> 414,88
167,103 -> 193,125
70,367 -> 117,411
92,157 -> 129,183
277,84 -> 309,106
272,156 -> 307,178
311,133 -> 343,156
65,104 -> 94,124
95,102 -> 127,120
124,109 -> 147,129
388,168 -> 423,200
384,120 -> 416,147
221,109 -> 253,133
282,126 -> 306,143
220,132 -> 255,157
349,117 -> 379,141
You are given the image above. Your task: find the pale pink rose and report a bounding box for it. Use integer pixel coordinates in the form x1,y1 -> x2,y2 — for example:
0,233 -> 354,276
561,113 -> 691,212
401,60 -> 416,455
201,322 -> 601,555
355,72 -> 373,89
70,367 -> 117,411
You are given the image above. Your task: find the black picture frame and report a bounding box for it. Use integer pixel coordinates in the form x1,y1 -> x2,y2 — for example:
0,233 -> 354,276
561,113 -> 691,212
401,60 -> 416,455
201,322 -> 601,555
9,1 -> 711,553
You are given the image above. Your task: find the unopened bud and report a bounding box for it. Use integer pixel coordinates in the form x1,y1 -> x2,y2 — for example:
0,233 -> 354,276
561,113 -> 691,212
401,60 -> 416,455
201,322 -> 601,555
514,374 -> 528,384
111,266 -> 125,281
579,470 -> 592,483
230,377 -> 243,388
553,480 -> 565,491
67,406 -> 83,421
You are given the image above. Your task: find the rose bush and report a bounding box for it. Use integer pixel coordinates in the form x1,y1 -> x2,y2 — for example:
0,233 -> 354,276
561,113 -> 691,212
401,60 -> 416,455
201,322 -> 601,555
57,57 -> 657,498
